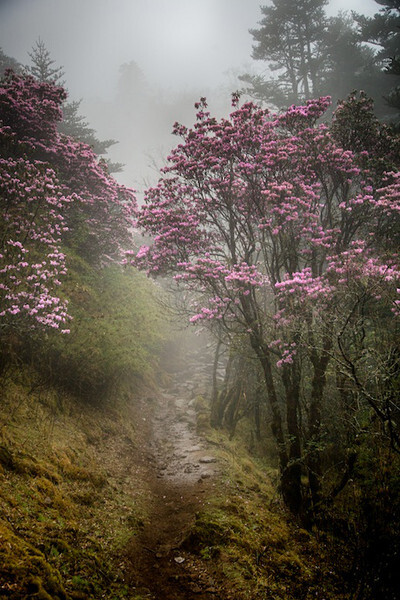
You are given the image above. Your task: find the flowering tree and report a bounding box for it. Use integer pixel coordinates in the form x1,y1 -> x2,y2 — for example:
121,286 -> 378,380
134,95 -> 399,513
0,71 -> 136,346
0,156 -> 70,331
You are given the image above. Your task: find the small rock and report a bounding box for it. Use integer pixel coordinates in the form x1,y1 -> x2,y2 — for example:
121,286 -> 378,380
199,456 -> 217,464
174,556 -> 185,564
188,445 -> 202,452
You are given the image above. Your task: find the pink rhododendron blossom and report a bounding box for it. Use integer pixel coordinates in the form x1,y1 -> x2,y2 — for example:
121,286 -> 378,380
0,71 -> 137,332
133,94 -> 399,371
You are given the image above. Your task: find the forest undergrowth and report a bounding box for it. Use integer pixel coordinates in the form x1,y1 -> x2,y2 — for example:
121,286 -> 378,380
0,370 -> 154,599
0,359 -> 360,600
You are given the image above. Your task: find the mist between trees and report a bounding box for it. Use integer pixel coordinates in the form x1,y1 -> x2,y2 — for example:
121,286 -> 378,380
0,1 -> 399,598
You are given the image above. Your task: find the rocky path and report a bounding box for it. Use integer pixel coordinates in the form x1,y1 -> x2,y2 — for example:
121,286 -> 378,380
126,376 -> 224,600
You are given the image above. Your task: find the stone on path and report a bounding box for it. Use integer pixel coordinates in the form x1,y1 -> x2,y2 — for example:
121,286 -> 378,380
174,556 -> 185,564
199,456 -> 217,464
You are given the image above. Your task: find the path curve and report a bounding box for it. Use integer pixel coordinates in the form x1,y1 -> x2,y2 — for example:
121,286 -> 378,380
126,378 -> 223,600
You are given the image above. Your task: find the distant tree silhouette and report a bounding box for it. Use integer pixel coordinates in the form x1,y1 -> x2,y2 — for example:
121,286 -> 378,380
26,39 -> 123,172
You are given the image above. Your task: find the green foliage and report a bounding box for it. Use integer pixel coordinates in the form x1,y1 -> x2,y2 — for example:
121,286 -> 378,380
0,46 -> 22,76
58,100 -> 123,172
242,0 -> 328,107
31,257 -> 167,401
242,0 -> 398,118
352,438 -> 400,599
318,14 -> 390,113
26,38 -> 65,85
354,0 -> 400,124
182,426 -> 347,599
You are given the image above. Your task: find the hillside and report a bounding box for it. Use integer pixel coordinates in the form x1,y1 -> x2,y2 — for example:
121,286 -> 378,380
1,62 -> 399,600
1,344 -> 356,600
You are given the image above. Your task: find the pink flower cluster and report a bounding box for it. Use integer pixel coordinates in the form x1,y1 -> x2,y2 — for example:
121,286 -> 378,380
133,94 -> 399,366
0,71 -> 137,332
0,156 -> 70,330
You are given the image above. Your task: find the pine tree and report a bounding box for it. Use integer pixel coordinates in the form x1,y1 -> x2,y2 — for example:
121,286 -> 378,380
241,1 -> 398,116
318,13 -> 391,113
355,0 -> 400,127
26,40 -> 123,172
26,38 -> 65,84
240,0 -> 328,108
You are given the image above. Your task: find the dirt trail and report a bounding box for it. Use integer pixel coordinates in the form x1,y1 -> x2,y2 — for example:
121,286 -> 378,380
126,374 -> 224,600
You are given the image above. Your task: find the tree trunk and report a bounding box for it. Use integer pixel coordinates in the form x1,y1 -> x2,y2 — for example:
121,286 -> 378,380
282,362 -> 303,514
307,338 -> 332,510
210,348 -> 235,428
249,333 -> 304,512
224,381 -> 242,438
254,392 -> 261,442
210,339 -> 223,428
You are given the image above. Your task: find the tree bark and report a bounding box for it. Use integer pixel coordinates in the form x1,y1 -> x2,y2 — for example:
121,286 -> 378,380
249,333 -> 304,512
210,339 -> 223,428
282,362 -> 303,514
307,337 -> 332,510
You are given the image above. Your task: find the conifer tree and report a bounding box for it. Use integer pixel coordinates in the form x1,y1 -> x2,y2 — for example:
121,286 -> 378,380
26,38 -> 65,84
241,1 -> 396,114
355,0 -> 400,127
26,40 -> 123,172
240,0 -> 328,107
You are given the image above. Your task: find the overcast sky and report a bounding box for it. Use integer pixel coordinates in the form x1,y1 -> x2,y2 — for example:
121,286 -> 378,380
0,0 -> 379,100
0,0 -> 381,188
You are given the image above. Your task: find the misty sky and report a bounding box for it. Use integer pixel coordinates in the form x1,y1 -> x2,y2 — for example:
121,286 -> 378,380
0,0 -> 381,188
0,0 -> 379,99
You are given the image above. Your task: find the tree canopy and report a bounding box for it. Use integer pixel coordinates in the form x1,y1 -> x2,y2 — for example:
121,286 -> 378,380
0,70 -> 136,336
26,39 -> 123,172
355,0 -> 400,126
133,95 -> 400,513
241,0 -> 398,117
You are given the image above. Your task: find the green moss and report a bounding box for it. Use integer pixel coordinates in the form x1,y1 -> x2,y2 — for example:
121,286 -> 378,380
181,425 -> 348,600
13,456 -> 61,483
0,370 -> 151,600
0,521 -> 68,599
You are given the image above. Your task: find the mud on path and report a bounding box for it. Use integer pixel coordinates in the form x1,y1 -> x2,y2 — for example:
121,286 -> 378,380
125,376 -> 225,600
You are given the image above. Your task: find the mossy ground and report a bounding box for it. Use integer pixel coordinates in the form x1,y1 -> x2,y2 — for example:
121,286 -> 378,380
183,405 -> 351,600
0,370 -> 151,600
1,369 -> 352,600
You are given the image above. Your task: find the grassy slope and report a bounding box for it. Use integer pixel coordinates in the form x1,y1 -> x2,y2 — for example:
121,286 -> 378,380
1,369 -> 351,600
0,372 -> 152,600
0,261 -> 168,599
184,404 -> 350,600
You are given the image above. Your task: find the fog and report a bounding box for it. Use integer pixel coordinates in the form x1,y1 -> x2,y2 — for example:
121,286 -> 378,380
0,0 -> 379,190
